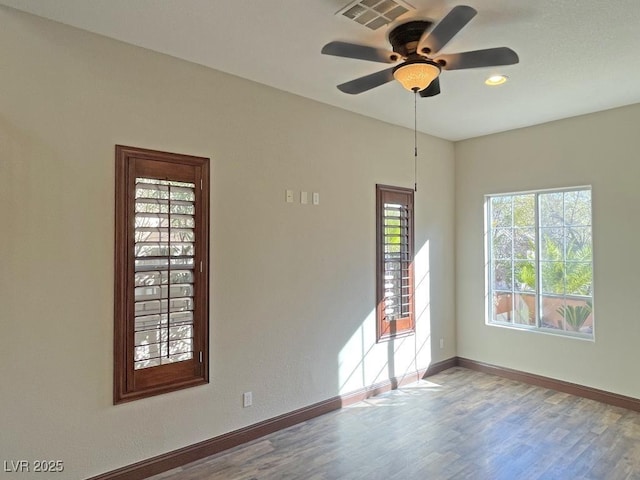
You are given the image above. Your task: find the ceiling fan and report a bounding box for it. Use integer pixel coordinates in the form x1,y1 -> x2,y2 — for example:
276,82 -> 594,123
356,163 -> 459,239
321,5 -> 519,97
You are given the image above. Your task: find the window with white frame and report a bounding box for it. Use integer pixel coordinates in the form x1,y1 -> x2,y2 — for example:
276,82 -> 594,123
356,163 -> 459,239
486,187 -> 593,338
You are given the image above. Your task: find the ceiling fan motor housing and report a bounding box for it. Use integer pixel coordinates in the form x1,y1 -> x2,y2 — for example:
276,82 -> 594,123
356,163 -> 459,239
388,20 -> 433,57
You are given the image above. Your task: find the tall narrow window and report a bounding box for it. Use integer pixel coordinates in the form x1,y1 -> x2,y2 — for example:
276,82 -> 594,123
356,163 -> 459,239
114,145 -> 209,403
486,187 -> 594,338
376,184 -> 415,341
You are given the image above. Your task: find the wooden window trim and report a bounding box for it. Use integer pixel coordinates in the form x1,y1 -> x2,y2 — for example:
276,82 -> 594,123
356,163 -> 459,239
376,184 -> 415,342
114,145 -> 210,404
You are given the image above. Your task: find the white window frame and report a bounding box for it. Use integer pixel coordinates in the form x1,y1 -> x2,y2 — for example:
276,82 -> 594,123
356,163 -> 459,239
484,186 -> 594,340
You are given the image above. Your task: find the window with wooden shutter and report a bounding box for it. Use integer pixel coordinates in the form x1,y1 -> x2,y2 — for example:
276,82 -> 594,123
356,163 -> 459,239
376,184 -> 415,341
114,145 -> 209,403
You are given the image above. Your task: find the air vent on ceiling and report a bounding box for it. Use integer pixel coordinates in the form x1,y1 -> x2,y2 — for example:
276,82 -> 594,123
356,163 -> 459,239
337,0 -> 415,30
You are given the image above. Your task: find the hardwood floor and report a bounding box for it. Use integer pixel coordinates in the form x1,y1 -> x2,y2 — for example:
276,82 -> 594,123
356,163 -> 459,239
148,367 -> 640,480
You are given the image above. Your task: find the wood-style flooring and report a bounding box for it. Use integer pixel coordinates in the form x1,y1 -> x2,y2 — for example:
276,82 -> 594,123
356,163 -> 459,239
149,367 -> 640,480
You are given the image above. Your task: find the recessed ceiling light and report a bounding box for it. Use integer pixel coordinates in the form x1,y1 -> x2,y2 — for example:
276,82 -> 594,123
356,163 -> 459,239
485,75 -> 508,86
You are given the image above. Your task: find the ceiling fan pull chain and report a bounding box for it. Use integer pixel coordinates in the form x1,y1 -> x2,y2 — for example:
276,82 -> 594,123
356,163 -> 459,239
414,89 -> 418,192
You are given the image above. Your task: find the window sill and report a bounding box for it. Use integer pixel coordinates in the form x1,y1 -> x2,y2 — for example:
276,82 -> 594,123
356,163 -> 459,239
485,321 -> 595,342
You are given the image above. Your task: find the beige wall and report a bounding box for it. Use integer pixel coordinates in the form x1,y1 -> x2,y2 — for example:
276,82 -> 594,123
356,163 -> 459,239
0,8 -> 455,479
456,103 -> 640,398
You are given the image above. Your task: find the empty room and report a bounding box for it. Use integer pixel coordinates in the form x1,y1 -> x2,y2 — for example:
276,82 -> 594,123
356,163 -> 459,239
1,1 -> 640,479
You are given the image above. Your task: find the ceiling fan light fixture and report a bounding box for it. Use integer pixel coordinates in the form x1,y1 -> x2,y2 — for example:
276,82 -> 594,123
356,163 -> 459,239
393,60 -> 440,92
485,74 -> 508,86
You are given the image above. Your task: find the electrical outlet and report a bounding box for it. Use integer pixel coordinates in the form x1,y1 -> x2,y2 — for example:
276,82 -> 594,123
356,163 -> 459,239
439,338 -> 444,349
243,391 -> 252,408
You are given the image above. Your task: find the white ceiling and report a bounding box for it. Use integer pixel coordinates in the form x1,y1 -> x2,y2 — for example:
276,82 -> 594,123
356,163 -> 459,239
2,0 -> 640,140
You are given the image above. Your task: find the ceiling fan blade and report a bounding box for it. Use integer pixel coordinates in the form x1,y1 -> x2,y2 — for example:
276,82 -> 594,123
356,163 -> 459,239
417,5 -> 477,55
322,41 -> 399,63
436,47 -> 519,70
419,77 -> 441,97
337,67 -> 395,94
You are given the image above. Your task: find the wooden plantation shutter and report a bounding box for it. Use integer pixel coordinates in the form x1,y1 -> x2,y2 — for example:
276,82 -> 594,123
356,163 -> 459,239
115,146 -> 209,403
133,178 -> 197,370
376,184 -> 415,341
